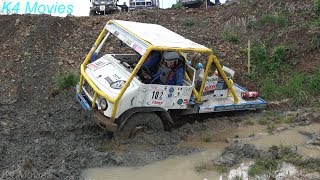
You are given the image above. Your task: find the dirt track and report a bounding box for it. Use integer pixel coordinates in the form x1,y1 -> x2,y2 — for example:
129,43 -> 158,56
0,0 -> 320,179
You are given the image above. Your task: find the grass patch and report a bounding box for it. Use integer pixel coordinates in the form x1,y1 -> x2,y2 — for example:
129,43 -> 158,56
307,66 -> 320,93
257,14 -> 288,27
278,145 -> 320,172
254,145 -> 320,173
274,115 -> 293,124
56,72 -> 79,90
220,30 -> 240,44
281,74 -> 308,105
247,42 -> 320,105
258,118 -> 269,125
259,114 -> 293,126
310,36 -> 320,50
272,45 -> 290,67
248,159 -> 278,176
195,163 -> 213,172
96,146 -> 107,152
182,19 -> 195,27
311,16 -> 320,27
215,165 -> 229,173
278,145 -> 299,160
292,158 -> 320,172
195,163 -> 228,173
260,78 -> 281,100
267,123 -> 276,133
260,72 -> 318,105
249,42 -> 268,75
244,119 -> 255,125
315,0 -> 320,15
203,136 -> 212,143
256,44 -> 291,75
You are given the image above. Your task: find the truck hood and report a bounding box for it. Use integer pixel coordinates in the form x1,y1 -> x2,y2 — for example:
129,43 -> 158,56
85,55 -> 137,98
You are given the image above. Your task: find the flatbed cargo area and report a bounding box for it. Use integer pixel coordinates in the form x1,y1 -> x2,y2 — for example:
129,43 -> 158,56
199,84 -> 267,113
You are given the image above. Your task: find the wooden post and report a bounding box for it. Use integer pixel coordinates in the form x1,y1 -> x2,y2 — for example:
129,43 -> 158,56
247,40 -> 251,73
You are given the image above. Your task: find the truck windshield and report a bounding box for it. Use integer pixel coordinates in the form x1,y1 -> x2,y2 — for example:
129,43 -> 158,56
93,0 -> 113,4
129,0 -> 152,6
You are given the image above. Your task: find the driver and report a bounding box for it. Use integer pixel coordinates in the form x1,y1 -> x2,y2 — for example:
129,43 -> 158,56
142,51 -> 184,86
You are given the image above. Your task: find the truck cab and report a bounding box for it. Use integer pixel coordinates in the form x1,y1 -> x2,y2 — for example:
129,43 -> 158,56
89,0 -> 118,15
129,0 -> 159,11
179,0 -> 204,8
76,20 -> 267,138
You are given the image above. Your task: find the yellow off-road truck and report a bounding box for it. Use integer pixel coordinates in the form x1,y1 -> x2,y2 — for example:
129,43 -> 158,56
76,20 -> 267,138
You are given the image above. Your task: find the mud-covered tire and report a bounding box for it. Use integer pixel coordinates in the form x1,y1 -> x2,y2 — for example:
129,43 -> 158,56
117,112 -> 164,139
89,10 -> 96,16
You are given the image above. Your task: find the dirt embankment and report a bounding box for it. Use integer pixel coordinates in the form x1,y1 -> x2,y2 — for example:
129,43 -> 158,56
0,0 -> 319,179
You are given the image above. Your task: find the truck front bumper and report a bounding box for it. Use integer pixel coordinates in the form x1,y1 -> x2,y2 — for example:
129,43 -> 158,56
91,5 -> 117,12
76,85 -> 92,110
76,85 -> 118,132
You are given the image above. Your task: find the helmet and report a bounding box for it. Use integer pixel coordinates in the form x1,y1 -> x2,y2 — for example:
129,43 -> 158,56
162,52 -> 181,66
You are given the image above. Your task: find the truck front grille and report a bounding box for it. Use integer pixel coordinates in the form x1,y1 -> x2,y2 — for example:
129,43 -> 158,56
84,82 -> 95,98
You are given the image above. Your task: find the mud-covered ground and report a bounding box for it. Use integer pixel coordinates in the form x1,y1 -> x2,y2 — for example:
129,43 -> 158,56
0,0 -> 319,179
0,86 -> 262,179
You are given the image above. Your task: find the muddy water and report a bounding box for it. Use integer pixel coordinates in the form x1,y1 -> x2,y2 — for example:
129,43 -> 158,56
82,123 -> 320,180
230,123 -> 320,157
82,145 -> 224,180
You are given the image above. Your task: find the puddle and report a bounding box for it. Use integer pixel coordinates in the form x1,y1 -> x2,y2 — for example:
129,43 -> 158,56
82,146 -> 224,180
82,123 -> 320,180
248,124 -> 320,158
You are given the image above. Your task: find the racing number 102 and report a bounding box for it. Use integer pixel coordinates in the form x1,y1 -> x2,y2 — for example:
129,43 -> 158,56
152,91 -> 163,100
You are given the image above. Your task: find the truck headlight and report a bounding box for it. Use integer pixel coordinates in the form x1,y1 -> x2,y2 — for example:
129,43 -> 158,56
99,98 -> 108,111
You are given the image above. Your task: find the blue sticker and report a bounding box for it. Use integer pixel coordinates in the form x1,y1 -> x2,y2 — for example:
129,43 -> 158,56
177,99 -> 183,105
169,87 -> 174,93
168,93 -> 173,98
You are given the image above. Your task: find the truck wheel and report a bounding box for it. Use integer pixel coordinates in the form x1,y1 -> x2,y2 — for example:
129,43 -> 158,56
89,10 -> 96,16
117,112 -> 164,139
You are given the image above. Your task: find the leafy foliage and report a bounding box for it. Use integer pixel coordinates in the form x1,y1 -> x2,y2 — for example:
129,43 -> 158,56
221,30 -> 240,44
56,72 -> 79,90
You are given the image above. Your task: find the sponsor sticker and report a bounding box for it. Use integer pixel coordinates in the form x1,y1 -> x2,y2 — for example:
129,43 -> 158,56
87,60 -> 108,71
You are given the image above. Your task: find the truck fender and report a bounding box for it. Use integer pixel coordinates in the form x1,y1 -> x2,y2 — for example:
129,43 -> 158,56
116,107 -> 174,130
